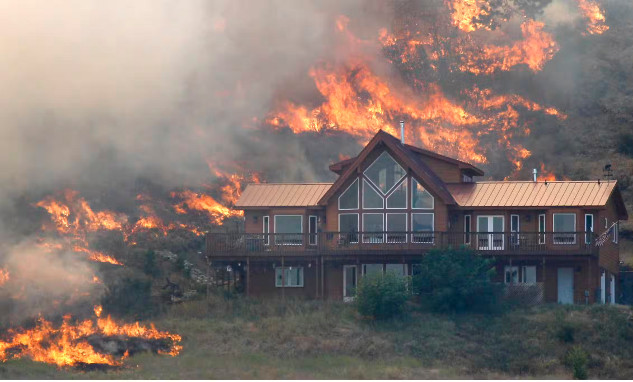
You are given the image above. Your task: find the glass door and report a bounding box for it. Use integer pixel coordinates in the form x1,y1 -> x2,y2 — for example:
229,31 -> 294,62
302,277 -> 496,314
477,216 -> 504,250
343,265 -> 357,302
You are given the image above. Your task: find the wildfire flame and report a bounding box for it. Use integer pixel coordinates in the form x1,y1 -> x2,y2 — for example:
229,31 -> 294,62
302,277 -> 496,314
448,0 -> 492,32
0,268 -> 9,286
0,306 -> 181,367
576,0 -> 609,35
171,190 -> 244,225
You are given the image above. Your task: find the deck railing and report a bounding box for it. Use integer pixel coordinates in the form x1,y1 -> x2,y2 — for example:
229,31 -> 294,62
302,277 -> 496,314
206,231 -> 598,257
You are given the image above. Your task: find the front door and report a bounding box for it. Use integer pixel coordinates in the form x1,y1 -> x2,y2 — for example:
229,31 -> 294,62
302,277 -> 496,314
557,267 -> 574,304
477,216 -> 504,250
343,265 -> 357,302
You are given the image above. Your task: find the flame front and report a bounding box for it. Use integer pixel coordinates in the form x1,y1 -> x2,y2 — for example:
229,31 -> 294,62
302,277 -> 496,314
0,306 -> 181,367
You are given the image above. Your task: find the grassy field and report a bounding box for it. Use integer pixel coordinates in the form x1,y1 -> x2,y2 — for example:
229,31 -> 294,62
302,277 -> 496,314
3,297 -> 633,379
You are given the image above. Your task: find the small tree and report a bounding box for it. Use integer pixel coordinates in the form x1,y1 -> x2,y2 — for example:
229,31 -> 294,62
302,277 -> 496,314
412,247 -> 501,313
355,271 -> 410,320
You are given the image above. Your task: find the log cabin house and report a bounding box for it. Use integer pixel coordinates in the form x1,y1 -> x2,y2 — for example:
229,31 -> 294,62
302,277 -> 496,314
206,129 -> 628,304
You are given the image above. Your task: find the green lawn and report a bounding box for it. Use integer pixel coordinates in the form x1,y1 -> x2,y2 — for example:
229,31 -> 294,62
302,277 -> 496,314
2,298 -> 633,379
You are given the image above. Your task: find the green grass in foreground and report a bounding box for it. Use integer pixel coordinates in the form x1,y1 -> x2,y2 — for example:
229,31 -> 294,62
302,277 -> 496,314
2,297 -> 633,379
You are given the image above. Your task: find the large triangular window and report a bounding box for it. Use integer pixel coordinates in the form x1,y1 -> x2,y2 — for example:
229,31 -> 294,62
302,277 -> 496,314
364,152 -> 406,195
386,180 -> 407,209
338,179 -> 359,210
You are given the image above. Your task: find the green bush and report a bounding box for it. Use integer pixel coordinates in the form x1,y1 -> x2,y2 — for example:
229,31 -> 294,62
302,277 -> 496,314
101,275 -> 158,319
355,271 -> 410,320
143,249 -> 161,277
412,247 -> 501,313
565,346 -> 589,380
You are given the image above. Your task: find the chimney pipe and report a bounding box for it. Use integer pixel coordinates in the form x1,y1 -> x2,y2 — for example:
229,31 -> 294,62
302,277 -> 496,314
400,120 -> 405,144
533,168 -> 537,182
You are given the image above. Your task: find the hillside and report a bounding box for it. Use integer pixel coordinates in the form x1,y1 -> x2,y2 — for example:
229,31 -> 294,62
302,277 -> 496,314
3,298 -> 633,379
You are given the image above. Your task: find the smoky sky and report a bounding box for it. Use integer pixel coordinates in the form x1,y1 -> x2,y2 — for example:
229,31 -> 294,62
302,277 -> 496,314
0,0 -> 628,205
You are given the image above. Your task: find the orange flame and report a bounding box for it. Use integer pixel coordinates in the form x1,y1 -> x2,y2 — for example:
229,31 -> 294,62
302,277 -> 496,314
537,163 -> 557,181
0,268 -> 9,286
0,306 -> 181,367
172,190 -> 243,225
448,0 -> 492,32
576,0 -> 608,35
459,20 -> 559,74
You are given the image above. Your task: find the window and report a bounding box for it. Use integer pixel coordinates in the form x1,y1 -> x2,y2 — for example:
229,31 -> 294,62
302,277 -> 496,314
363,213 -> 384,243
510,214 -> 520,246
386,213 -> 407,243
553,213 -> 576,244
275,267 -> 304,287
605,217 -> 608,229
464,215 -> 471,245
585,214 -> 593,245
411,213 -> 434,243
477,216 -> 504,250
521,266 -> 537,284
363,264 -> 383,276
364,151 -> 406,194
613,221 -> 619,244
504,266 -> 518,284
411,179 -> 434,209
411,264 -> 423,276
338,179 -> 359,210
263,216 -> 270,245
309,215 -> 318,245
339,213 -> 359,243
274,215 -> 302,245
385,264 -> 407,277
386,180 -> 407,209
538,214 -> 546,244
362,179 -> 383,209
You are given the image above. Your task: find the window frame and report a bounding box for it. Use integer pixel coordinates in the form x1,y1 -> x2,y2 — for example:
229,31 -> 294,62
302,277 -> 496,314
338,178 -> 359,210
510,214 -> 520,246
385,178 -> 407,209
308,215 -> 318,246
476,215 -> 505,250
538,214 -> 546,245
362,179 -> 384,210
613,221 -> 619,244
338,213 -> 359,244
504,266 -> 519,284
521,265 -> 537,284
386,212 -> 407,243
263,215 -> 270,246
362,213 -> 385,243
275,267 -> 304,288
411,178 -> 435,210
411,212 -> 435,244
274,215 -> 303,246
584,214 -> 593,245
553,213 -> 576,245
464,215 -> 471,245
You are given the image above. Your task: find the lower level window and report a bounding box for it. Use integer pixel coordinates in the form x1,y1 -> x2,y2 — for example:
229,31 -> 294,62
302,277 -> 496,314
504,266 -> 518,284
275,267 -> 304,287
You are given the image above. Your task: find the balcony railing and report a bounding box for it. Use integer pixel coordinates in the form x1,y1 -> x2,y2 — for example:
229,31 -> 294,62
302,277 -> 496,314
206,231 -> 598,257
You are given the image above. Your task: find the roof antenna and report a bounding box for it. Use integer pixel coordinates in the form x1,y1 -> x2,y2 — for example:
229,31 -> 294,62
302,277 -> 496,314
400,120 -> 405,145
603,164 -> 613,180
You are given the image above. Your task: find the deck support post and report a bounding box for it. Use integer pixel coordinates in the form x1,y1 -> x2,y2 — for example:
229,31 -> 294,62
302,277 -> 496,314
206,258 -> 211,300
587,257 -> 591,305
315,257 -> 319,299
542,257 -> 546,302
246,257 -> 250,298
321,255 -> 325,300
281,256 -> 285,301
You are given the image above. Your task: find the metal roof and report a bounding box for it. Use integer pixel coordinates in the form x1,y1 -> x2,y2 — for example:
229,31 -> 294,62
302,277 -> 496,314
447,181 -> 618,208
235,183 -> 333,208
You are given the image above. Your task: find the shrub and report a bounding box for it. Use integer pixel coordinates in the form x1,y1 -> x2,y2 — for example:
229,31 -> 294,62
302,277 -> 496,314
617,133 -> 633,157
565,346 -> 589,380
355,271 -> 410,320
101,275 -> 158,319
143,249 -> 161,277
412,247 -> 501,313
557,322 -> 577,343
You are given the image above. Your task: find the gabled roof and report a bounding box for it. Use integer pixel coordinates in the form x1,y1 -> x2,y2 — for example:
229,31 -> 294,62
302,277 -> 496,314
235,183 -> 332,208
329,140 -> 484,176
318,130 -> 456,206
447,180 -> 628,219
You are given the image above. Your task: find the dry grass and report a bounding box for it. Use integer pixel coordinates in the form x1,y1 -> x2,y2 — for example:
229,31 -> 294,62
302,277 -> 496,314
2,297 -> 633,379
